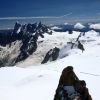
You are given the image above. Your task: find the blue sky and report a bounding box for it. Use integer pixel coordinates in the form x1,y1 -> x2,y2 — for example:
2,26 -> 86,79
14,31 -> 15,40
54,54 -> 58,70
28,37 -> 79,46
0,0 -> 100,27
0,0 -> 100,18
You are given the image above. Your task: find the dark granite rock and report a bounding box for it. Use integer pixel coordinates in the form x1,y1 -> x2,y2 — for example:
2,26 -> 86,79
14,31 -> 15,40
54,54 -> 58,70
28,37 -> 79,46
41,47 -> 60,64
78,41 -> 85,52
41,49 -> 53,64
54,66 -> 92,100
0,22 -> 52,66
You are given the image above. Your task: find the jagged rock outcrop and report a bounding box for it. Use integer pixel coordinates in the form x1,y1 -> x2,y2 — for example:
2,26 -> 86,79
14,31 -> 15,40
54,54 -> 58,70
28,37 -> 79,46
15,33 -> 39,63
0,22 -> 52,46
15,22 -> 52,63
78,41 -> 85,52
41,47 -> 60,64
0,22 -> 52,66
13,22 -> 21,34
54,66 -> 92,100
70,33 -> 85,52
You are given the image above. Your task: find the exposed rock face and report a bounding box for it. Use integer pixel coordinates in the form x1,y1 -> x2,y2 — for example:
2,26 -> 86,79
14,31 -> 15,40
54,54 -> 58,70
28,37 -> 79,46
15,22 -> 52,63
15,33 -> 39,63
0,22 -> 52,66
54,66 -> 92,100
13,22 -> 21,34
78,41 -> 85,52
41,47 -> 60,64
70,33 -> 85,52
52,47 -> 60,61
0,22 -> 52,46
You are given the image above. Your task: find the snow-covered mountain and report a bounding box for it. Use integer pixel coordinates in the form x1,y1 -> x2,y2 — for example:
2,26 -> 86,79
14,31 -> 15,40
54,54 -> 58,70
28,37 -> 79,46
51,22 -> 100,32
0,22 -> 100,67
0,22 -> 100,100
74,22 -> 85,29
0,22 -> 52,67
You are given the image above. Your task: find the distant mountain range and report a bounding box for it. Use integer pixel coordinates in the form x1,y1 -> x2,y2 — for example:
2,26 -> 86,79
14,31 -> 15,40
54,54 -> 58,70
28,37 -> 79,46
51,22 -> 100,32
0,22 -> 100,67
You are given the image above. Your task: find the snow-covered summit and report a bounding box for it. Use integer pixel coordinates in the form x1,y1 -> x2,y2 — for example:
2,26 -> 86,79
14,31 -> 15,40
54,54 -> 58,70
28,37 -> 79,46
74,22 -> 85,29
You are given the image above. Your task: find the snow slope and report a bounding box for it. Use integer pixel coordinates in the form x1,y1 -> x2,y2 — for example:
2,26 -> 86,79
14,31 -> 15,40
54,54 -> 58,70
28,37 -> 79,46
16,31 -> 80,67
0,30 -> 100,100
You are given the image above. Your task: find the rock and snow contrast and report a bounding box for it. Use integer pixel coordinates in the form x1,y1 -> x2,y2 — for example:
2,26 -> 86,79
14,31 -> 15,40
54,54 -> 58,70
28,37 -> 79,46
0,22 -> 100,100
54,66 -> 92,100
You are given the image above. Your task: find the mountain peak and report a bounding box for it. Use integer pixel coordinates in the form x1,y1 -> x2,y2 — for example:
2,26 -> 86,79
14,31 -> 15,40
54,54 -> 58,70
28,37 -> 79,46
74,22 -> 85,29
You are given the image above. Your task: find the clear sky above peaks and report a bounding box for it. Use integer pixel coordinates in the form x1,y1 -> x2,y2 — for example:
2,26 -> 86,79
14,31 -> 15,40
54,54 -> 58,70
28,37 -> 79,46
0,0 -> 100,21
